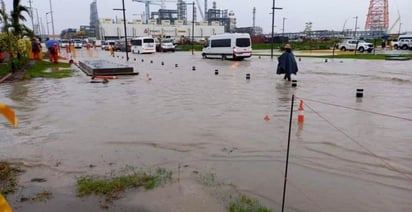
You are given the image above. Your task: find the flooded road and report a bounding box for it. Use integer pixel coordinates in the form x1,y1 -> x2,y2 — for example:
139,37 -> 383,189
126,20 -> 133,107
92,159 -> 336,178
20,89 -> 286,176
1,49 -> 412,211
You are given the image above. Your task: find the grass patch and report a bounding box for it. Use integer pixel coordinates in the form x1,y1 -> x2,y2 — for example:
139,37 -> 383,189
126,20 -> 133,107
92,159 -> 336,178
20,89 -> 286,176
0,161 -> 23,195
194,171 -> 272,212
77,167 -> 172,204
255,51 -> 412,60
229,195 -> 273,212
0,63 -> 10,77
25,60 -> 72,79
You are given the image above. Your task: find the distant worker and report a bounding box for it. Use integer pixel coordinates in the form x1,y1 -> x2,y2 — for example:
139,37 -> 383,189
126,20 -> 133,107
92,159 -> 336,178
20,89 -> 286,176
276,43 -> 298,81
50,43 -> 59,63
31,38 -> 41,60
65,43 -> 71,54
109,44 -> 115,57
70,42 -> 76,58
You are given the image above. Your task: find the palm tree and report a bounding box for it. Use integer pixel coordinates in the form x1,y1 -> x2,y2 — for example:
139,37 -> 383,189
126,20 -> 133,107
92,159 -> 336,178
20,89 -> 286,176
10,0 -> 31,38
0,0 -> 10,33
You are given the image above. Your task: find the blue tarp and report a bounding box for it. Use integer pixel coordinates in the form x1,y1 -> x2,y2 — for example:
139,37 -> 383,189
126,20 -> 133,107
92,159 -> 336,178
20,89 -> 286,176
45,40 -> 59,48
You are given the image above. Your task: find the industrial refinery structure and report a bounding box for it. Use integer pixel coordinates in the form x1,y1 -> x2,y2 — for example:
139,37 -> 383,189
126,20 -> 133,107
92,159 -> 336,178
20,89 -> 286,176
61,0 -> 399,42
93,0 -> 239,41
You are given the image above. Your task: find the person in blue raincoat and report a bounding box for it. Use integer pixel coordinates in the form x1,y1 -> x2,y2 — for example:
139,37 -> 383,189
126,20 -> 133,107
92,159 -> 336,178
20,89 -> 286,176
276,43 -> 298,81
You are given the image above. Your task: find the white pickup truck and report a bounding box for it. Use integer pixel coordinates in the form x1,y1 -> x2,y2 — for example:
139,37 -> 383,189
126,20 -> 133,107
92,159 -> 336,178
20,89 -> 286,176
338,39 -> 374,53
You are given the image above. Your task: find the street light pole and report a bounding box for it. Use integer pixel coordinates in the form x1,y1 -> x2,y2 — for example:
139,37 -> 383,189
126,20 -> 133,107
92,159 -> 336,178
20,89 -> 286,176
28,0 -> 35,35
271,0 -> 283,59
49,0 -> 55,38
45,12 -> 50,38
113,0 -> 129,61
353,16 -> 358,38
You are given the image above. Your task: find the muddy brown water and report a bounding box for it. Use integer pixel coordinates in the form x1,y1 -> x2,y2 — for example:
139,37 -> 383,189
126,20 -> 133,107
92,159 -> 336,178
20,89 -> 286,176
1,49 -> 412,212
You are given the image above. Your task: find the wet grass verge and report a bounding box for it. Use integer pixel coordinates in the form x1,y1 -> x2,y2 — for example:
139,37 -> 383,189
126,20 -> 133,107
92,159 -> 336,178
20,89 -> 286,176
229,195 -> 272,212
25,60 -> 72,79
196,172 -> 273,212
76,167 -> 172,207
0,161 -> 23,195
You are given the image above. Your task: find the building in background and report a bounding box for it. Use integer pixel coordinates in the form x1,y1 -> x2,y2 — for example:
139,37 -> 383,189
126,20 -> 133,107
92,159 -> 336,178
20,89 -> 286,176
89,0 -> 99,39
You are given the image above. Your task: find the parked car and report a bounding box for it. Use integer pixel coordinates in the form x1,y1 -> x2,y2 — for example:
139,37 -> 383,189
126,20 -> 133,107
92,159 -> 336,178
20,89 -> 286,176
59,39 -> 69,48
399,38 -> 412,50
114,40 -> 131,52
397,34 -> 412,50
390,39 -> 399,49
338,39 -> 373,53
159,39 -> 176,52
72,39 -> 83,48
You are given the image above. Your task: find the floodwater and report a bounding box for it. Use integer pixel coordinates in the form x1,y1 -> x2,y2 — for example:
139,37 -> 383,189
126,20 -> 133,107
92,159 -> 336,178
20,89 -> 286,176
1,49 -> 412,212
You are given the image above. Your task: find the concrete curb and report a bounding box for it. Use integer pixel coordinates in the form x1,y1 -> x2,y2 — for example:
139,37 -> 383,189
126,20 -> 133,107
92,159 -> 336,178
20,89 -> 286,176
0,72 -> 12,83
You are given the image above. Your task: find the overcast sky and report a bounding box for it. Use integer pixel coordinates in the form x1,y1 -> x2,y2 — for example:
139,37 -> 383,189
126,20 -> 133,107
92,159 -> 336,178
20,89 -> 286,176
8,0 -> 412,34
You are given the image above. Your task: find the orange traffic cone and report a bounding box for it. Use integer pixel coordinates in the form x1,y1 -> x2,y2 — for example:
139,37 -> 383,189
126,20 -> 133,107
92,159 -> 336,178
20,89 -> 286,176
298,100 -> 304,123
0,103 -> 18,127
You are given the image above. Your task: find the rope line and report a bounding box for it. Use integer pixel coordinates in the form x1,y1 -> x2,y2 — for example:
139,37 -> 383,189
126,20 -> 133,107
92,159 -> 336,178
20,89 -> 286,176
303,100 -> 412,181
302,98 -> 412,122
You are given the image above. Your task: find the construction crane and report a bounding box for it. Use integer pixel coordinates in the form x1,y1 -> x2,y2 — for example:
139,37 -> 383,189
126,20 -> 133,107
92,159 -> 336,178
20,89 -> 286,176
387,10 -> 401,34
194,0 -> 204,20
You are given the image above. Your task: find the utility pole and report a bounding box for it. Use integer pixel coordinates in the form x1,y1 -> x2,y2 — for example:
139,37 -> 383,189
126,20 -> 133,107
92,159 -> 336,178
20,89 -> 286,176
282,17 -> 287,41
113,0 -> 129,61
271,0 -> 282,59
192,2 -> 195,55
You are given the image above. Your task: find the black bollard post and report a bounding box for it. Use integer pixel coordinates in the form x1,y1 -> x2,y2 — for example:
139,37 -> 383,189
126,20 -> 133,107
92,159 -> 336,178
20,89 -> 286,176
246,73 -> 251,80
141,59 -> 144,62
325,59 -> 328,63
161,61 -> 164,66
192,66 -> 196,71
215,69 -> 219,75
150,60 -> 153,64
356,89 -> 364,98
175,64 -> 178,68
291,80 -> 297,87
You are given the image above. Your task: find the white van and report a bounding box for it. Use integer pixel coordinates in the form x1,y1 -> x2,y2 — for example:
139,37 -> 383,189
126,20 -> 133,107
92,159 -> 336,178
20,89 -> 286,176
130,37 -> 156,54
202,33 -> 252,60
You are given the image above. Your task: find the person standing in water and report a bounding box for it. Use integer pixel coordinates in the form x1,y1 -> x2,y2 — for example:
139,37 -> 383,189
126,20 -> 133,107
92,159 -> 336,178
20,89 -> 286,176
276,43 -> 298,81
109,44 -> 115,57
